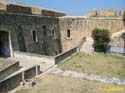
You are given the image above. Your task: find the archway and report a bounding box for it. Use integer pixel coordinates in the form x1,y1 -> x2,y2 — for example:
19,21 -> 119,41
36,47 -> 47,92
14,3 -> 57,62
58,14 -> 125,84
0,31 -> 11,57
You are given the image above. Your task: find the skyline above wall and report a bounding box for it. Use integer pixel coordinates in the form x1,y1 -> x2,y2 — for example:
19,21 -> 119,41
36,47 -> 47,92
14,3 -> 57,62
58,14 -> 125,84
10,0 -> 125,16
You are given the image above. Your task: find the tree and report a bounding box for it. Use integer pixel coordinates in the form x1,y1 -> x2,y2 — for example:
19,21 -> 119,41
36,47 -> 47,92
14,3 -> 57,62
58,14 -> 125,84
92,28 -> 111,53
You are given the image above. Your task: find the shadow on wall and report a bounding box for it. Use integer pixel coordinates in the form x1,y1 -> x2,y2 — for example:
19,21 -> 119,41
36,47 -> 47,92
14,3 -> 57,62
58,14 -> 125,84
17,25 -> 27,52
55,19 -> 62,56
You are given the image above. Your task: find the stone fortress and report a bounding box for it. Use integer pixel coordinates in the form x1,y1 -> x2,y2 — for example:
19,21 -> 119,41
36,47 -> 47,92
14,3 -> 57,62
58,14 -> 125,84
0,1 -> 125,57
0,1 -> 125,92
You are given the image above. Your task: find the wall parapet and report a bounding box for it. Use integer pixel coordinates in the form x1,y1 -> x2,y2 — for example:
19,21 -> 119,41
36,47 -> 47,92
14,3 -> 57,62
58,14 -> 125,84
55,47 -> 78,64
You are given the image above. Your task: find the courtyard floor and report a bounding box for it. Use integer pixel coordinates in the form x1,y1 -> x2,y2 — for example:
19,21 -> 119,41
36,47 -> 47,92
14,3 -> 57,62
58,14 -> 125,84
58,52 -> 125,79
16,74 -> 125,93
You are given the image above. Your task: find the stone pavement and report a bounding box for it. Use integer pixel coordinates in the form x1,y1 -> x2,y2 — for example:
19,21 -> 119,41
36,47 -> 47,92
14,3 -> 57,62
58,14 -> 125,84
51,68 -> 125,86
9,57 -> 53,72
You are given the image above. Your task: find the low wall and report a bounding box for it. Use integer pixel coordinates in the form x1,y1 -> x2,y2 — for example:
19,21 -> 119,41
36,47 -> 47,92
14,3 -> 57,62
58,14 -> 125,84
0,61 -> 20,81
107,46 -> 125,54
0,65 -> 40,93
24,65 -> 41,79
0,73 -> 22,93
55,47 -> 77,64
14,51 -> 55,65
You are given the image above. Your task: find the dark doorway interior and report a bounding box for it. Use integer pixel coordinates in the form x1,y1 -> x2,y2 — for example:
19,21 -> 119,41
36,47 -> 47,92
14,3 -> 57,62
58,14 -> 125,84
0,31 -> 10,57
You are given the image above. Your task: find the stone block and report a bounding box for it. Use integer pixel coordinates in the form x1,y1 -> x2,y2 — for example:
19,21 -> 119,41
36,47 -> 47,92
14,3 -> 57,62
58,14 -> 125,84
98,8 -> 117,17
87,10 -> 97,17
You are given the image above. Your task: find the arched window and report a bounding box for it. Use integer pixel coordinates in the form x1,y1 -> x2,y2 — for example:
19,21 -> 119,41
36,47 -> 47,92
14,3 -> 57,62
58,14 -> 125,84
32,30 -> 38,42
67,29 -> 71,38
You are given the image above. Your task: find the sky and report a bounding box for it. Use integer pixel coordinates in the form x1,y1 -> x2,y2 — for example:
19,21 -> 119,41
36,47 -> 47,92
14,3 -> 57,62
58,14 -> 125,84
10,0 -> 125,16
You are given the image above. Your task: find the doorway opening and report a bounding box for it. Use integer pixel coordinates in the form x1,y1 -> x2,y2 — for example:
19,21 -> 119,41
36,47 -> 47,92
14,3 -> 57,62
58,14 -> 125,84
0,31 -> 11,57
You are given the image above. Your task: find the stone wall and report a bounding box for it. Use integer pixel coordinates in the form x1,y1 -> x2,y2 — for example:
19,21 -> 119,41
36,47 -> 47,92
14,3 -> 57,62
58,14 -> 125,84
41,10 -> 66,17
0,61 -> 20,81
98,9 -> 117,17
0,65 -> 40,93
0,13 -> 62,56
55,47 -> 77,64
59,17 -> 125,52
0,13 -> 125,56
0,73 -> 22,93
0,1 -> 65,17
7,4 -> 32,14
31,7 -> 41,15
87,10 -> 97,17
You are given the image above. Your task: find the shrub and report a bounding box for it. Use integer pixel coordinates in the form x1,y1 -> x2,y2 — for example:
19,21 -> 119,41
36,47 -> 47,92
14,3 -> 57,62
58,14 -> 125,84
92,28 -> 111,53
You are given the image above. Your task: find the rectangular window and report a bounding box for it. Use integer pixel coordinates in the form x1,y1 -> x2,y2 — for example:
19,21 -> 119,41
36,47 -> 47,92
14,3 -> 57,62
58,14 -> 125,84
32,30 -> 38,42
67,29 -> 71,38
43,25 -> 46,36
52,29 -> 55,38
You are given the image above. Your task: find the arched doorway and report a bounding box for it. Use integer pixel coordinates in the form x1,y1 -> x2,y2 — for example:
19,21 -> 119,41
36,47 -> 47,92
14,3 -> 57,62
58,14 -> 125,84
0,31 -> 11,57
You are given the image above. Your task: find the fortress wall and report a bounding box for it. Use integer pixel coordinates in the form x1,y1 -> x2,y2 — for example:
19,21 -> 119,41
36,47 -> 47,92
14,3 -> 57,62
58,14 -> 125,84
59,17 -> 125,52
7,4 -> 32,14
31,7 -> 41,15
98,9 -> 117,16
41,10 -> 66,17
0,14 -> 62,56
0,13 -> 124,55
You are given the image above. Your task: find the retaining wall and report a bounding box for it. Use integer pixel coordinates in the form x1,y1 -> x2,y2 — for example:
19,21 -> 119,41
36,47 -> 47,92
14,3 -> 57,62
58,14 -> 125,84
55,47 -> 77,64
0,61 -> 20,81
0,65 -> 40,93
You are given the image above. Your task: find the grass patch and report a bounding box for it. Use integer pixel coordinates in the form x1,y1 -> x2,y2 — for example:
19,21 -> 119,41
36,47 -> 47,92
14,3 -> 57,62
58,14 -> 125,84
16,74 -> 124,93
58,52 -> 125,78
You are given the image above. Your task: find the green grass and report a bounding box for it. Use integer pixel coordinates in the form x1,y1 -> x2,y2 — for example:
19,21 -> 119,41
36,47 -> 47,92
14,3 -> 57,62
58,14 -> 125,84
16,74 -> 125,93
58,52 -> 125,78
